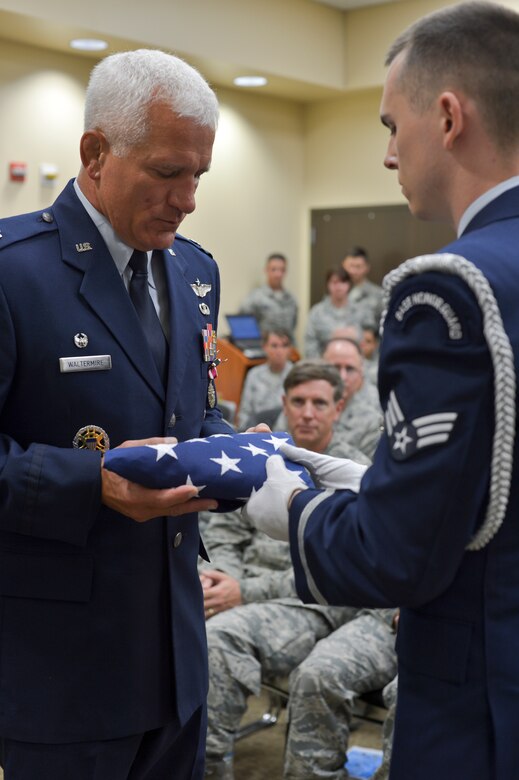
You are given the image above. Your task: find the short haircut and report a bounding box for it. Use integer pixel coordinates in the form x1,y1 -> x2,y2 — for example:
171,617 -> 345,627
261,328 -> 293,345
345,246 -> 369,262
385,1 -> 519,151
266,253 -> 287,265
84,49 -> 219,155
361,323 -> 379,339
323,336 -> 363,357
326,266 -> 352,285
283,360 -> 344,403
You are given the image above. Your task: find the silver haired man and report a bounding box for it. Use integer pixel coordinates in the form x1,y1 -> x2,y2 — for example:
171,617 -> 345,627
0,49 -> 231,779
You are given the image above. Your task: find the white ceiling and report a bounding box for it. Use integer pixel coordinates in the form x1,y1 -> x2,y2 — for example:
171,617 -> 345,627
312,0 -> 404,8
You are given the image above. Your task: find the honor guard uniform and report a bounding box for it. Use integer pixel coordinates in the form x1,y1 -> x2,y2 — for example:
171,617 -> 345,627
287,188 -> 519,780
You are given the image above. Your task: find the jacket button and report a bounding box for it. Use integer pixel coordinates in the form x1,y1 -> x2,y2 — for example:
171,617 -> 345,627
173,532 -> 183,548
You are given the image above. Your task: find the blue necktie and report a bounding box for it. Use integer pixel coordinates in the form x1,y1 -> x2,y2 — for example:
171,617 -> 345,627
129,250 -> 168,385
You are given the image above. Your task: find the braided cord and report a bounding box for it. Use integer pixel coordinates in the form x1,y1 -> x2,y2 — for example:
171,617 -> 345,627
381,253 -> 516,551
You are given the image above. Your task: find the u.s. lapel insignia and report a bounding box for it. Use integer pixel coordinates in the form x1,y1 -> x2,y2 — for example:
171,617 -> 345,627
72,424 -> 110,452
191,278 -> 212,298
75,242 -> 93,252
385,390 -> 458,461
199,302 -> 210,316
74,332 -> 88,348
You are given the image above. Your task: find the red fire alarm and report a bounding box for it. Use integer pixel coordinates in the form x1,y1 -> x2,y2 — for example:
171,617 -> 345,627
9,162 -> 27,182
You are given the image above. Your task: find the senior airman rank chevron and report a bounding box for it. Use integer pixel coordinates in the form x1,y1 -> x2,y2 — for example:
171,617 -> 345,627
103,431 -> 314,511
385,390 -> 458,461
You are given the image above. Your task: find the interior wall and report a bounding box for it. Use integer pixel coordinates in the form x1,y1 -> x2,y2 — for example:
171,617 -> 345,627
0,32 -> 441,348
0,39 -> 306,341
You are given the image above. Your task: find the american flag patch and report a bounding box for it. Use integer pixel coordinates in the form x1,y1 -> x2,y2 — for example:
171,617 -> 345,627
103,431 -> 314,511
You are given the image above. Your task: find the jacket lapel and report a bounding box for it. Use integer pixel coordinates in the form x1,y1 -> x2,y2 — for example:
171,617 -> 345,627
52,182 -> 165,402
163,242 -> 193,415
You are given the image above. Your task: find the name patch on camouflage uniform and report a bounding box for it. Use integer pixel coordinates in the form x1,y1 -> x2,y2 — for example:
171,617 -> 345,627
385,390 -> 458,461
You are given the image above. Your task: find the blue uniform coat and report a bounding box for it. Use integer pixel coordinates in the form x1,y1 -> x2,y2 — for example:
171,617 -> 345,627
289,186 -> 519,779
0,180 -> 229,743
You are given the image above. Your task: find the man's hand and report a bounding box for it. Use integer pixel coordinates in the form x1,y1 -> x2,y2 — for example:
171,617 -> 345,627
200,570 -> 242,619
243,454 -> 308,541
101,436 -> 218,521
279,442 -> 368,491
245,423 -> 272,433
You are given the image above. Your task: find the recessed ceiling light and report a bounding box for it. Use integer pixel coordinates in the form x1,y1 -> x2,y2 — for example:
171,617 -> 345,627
70,38 -> 108,52
233,76 -> 267,87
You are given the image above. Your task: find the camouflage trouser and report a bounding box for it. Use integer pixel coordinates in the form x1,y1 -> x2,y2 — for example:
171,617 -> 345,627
372,676 -> 398,780
284,612 -> 397,780
205,602 -> 345,762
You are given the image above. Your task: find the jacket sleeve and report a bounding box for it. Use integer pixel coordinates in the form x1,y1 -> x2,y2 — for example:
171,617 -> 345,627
289,270 -> 495,609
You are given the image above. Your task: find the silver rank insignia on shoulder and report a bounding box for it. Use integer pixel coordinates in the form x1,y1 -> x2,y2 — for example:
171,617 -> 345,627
191,278 -> 212,298
76,242 -> 92,252
73,424 -> 110,452
385,390 -> 458,461
207,381 -> 216,408
74,332 -> 88,348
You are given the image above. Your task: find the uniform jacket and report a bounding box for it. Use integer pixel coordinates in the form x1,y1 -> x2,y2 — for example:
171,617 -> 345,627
288,186 -> 519,779
0,180 -> 230,743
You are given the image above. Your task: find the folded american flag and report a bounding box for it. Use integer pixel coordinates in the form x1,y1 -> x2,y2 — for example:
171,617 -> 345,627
103,431 -> 314,511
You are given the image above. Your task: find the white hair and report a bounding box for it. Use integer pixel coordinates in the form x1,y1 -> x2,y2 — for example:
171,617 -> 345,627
84,49 -> 219,155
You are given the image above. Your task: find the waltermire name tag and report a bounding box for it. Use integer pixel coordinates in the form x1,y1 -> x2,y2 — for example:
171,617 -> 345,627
59,355 -> 112,373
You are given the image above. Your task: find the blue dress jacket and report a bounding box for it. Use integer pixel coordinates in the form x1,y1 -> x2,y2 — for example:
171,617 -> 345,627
0,180 -> 230,742
289,186 -> 519,779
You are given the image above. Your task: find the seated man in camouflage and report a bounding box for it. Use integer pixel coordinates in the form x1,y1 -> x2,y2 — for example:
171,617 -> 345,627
237,328 -> 293,431
322,336 -> 383,460
202,361 -> 396,779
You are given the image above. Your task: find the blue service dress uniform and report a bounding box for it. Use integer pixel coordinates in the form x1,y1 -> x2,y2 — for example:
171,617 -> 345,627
287,185 -> 519,779
0,180 -> 230,750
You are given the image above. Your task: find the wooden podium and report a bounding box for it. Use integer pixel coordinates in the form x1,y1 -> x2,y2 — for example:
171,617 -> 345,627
214,338 -> 265,410
214,339 -> 300,422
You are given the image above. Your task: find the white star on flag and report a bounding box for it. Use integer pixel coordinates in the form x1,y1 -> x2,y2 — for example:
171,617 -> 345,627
185,474 -> 206,493
148,443 -> 178,460
262,435 -> 289,451
240,443 -> 269,457
210,450 -> 243,475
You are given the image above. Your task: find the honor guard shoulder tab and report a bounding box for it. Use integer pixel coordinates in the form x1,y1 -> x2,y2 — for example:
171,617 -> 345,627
174,233 -> 214,260
0,209 -> 56,250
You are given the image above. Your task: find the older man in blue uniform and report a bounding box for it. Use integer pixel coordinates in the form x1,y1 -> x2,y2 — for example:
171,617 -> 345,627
0,50 -> 231,779
246,3 -> 519,779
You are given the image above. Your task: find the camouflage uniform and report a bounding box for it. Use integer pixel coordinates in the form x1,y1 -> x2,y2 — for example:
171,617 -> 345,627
335,384 -> 384,460
203,436 -> 395,779
372,676 -> 398,780
237,361 -> 293,430
239,285 -> 298,340
304,296 -> 365,358
285,609 -> 397,779
348,279 -> 384,329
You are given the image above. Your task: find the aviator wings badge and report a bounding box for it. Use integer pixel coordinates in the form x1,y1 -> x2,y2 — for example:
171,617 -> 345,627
191,278 -> 212,298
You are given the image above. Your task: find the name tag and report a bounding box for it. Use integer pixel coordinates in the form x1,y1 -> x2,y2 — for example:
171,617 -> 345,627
59,355 -> 112,373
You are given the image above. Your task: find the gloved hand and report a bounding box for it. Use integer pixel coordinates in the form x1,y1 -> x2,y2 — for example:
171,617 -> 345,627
243,455 -> 308,541
279,442 -> 368,492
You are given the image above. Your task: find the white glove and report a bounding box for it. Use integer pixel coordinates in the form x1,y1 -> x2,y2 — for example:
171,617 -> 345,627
243,455 -> 308,541
279,442 -> 368,492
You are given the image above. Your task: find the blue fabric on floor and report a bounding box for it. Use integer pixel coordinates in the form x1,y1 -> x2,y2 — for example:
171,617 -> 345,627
345,746 -> 383,779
